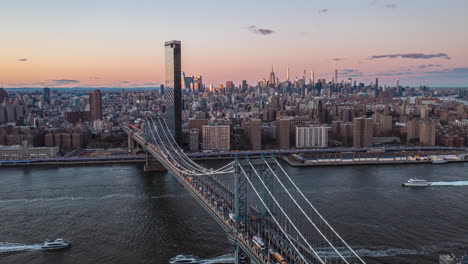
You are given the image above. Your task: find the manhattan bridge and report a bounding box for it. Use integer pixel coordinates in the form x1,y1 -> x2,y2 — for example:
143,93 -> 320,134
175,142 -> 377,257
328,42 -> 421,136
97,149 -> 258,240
123,114 -> 367,264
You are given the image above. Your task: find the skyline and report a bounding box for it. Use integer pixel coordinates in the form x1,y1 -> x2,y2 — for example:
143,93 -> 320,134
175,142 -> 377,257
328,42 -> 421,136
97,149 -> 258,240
2,0 -> 468,88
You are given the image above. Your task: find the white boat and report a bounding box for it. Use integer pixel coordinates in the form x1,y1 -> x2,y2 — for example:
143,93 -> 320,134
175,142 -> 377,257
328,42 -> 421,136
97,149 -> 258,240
41,238 -> 72,250
432,159 -> 448,164
402,178 -> 431,187
169,255 -> 204,263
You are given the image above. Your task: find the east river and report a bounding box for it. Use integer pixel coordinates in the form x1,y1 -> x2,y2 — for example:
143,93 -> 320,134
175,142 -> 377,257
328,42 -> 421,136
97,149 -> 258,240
0,162 -> 467,264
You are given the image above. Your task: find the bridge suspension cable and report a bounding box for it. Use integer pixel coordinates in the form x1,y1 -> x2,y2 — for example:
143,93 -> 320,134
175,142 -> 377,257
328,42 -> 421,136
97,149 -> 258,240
146,118 -> 216,176
132,115 -> 366,264
237,162 -> 311,264
145,116 -> 233,176
153,116 -> 234,174
261,159 -> 354,264
149,116 -> 234,174
273,159 -> 367,264
245,160 -> 326,264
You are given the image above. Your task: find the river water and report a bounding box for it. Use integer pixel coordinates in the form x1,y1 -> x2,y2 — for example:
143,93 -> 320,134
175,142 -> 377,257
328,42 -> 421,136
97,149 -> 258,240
0,162 -> 467,264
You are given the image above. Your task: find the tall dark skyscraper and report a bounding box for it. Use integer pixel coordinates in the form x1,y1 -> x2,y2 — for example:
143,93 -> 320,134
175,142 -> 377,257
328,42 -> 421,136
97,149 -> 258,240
164,40 -> 182,144
43,87 -> 51,104
0,87 -> 7,104
89,89 -> 102,121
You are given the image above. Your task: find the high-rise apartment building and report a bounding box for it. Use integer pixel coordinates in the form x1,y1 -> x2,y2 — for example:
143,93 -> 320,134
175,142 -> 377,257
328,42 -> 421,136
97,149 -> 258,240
340,122 -> 353,146
407,119 -> 420,142
374,112 -> 393,136
89,89 -> 102,121
331,121 -> 343,139
189,128 -> 199,152
419,119 -> 437,146
164,40 -> 182,144
189,118 -> 209,140
202,125 -> 230,151
353,117 -> 373,148
249,118 -> 262,150
277,118 -> 291,149
295,126 -> 328,148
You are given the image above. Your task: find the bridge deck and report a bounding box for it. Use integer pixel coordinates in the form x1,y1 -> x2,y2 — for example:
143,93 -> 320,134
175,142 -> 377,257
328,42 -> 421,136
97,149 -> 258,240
125,128 -> 269,264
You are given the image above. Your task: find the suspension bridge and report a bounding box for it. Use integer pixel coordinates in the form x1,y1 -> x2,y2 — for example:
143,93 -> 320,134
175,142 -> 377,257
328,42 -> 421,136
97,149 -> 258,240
122,115 -> 367,264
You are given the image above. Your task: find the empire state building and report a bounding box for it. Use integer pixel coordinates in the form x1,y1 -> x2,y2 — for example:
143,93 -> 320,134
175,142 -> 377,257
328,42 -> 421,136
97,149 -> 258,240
268,66 -> 276,88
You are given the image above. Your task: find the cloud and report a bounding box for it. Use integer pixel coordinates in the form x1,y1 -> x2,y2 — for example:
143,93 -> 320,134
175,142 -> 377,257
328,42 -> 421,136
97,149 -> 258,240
424,68 -> 468,76
369,53 -> 451,60
367,68 -> 413,76
385,3 -> 398,8
143,82 -> 160,86
340,69 -> 364,77
48,79 -> 81,85
333,58 -> 345,61
378,71 -> 413,76
418,64 -> 442,69
248,25 -> 275,35
120,81 -> 130,84
18,58 -> 28,61
318,9 -> 328,14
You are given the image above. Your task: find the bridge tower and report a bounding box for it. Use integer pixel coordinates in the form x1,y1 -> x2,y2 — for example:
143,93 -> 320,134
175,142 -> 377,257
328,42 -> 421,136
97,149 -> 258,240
233,157 -> 250,264
141,123 -> 166,172
127,133 -> 137,153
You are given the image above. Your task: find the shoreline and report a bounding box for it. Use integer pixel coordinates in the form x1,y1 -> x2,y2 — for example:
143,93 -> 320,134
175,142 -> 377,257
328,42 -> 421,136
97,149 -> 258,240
281,156 -> 468,167
1,155 -> 467,168
0,159 -> 147,167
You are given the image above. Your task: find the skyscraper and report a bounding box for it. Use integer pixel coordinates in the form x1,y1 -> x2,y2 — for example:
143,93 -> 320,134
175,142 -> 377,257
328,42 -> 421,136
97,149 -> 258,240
89,89 -> 102,121
310,70 -> 314,85
0,87 -> 7,104
241,80 -> 248,90
335,69 -> 338,84
43,87 -> 51,104
286,67 -> 290,82
226,81 -> 234,89
164,40 -> 182,144
268,66 -> 276,88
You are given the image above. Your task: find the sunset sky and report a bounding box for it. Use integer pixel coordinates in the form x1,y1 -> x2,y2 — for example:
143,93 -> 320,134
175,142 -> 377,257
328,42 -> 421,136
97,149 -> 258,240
2,0 -> 468,88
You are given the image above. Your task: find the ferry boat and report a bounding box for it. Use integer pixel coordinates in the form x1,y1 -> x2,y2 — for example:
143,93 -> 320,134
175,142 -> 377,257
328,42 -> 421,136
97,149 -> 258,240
402,178 -> 431,187
432,159 -> 448,164
439,253 -> 468,264
41,238 -> 72,250
169,255 -> 204,263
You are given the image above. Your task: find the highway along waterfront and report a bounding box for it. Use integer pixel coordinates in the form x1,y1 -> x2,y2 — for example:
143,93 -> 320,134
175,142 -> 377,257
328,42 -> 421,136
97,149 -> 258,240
0,162 -> 467,264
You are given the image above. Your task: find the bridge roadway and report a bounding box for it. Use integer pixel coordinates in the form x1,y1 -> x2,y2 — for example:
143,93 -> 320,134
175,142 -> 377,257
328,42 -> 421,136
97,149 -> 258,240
127,129 -> 272,264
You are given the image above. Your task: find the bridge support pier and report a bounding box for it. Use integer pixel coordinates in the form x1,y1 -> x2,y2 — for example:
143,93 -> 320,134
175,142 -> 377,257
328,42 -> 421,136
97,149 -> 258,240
143,152 -> 166,172
128,134 -> 138,153
235,244 -> 251,264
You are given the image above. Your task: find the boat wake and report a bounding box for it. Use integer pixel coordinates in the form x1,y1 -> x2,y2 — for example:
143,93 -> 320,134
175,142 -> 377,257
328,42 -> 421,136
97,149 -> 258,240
0,242 -> 41,253
0,193 -> 190,204
202,253 -> 235,263
431,181 -> 468,186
